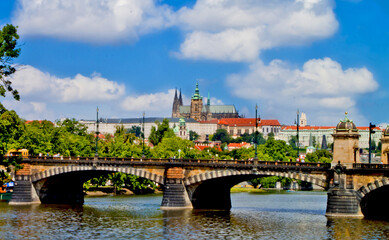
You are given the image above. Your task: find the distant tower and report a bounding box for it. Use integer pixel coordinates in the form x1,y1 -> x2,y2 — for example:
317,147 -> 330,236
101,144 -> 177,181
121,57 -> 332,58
190,82 -> 203,121
172,88 -> 183,118
321,135 -> 328,149
332,112 -> 360,167
179,88 -> 183,106
300,112 -> 307,127
206,92 -> 212,120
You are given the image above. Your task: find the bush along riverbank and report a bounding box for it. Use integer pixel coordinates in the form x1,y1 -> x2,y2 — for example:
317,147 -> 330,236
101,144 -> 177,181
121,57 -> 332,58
83,173 -> 161,196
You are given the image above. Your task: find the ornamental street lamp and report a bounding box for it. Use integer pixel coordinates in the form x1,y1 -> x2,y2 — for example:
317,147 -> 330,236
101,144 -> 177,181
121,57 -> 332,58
296,109 -> 300,160
369,122 -> 376,164
254,104 -> 258,165
95,107 -> 99,157
142,112 -> 145,158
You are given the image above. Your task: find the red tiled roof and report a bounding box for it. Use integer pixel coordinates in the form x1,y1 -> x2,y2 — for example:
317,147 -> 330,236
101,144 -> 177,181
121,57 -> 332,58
282,126 -> 335,130
94,133 -> 106,139
195,145 -> 209,151
217,118 -> 280,127
282,126 -> 382,131
198,119 -> 219,124
228,142 -> 250,148
218,118 -> 257,126
259,119 -> 281,126
194,145 -> 222,151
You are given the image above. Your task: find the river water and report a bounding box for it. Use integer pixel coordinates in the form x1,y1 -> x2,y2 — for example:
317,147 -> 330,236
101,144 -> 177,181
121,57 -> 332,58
1,191 -> 389,239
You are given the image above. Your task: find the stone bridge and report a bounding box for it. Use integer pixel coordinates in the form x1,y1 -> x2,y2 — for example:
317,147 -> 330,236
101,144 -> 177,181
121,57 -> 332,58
10,157 -> 330,209
8,156 -> 389,219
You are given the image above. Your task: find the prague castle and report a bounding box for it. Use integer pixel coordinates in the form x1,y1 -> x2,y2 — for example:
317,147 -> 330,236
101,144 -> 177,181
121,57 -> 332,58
172,83 -> 239,121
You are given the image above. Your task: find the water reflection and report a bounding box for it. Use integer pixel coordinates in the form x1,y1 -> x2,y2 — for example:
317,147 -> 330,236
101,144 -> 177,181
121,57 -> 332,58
1,192 -> 389,239
327,218 -> 389,239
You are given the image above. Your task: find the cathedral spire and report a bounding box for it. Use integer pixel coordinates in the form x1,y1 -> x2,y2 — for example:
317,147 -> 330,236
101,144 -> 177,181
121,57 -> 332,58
174,88 -> 178,101
207,92 -> 210,106
179,88 -> 183,105
192,81 -> 202,100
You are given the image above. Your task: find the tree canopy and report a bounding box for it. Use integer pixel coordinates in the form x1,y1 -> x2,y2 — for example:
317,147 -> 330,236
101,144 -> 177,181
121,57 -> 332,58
148,119 -> 174,146
0,24 -> 20,100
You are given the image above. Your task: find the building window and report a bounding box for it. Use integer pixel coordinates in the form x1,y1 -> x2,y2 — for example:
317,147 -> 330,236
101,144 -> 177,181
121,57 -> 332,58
245,129 -> 249,134
237,129 -> 241,135
230,130 -> 234,135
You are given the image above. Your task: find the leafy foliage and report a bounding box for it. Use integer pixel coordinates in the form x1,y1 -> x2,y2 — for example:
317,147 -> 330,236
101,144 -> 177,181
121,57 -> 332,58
0,24 -> 21,100
127,126 -> 143,138
148,119 -> 174,146
260,138 -> 297,161
305,149 -> 332,163
189,130 -> 199,141
212,129 -> 230,143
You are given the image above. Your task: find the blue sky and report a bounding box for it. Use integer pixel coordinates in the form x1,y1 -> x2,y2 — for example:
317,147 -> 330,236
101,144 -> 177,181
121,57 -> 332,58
0,0 -> 388,127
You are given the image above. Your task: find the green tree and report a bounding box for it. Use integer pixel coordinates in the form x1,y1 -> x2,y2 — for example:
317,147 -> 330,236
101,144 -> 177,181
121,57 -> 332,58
288,135 -> 297,148
57,118 -> 88,136
247,178 -> 261,188
124,175 -> 157,194
212,129 -> 231,143
0,24 -> 21,100
189,130 -> 199,141
148,119 -> 174,146
127,126 -> 143,138
305,149 -> 332,163
267,132 -> 275,139
152,136 -> 194,158
260,138 -> 297,161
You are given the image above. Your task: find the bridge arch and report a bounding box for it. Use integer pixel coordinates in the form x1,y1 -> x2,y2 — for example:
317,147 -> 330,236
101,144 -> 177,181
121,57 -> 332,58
357,178 -> 389,219
31,166 -> 165,185
183,169 -> 327,209
184,169 -> 327,188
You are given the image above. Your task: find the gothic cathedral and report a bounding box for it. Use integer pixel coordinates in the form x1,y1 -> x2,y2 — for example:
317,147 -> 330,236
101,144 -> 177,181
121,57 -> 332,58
172,82 -> 239,121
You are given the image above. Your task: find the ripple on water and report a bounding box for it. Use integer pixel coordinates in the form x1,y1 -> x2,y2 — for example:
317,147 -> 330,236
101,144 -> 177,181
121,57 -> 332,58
1,192 -> 389,239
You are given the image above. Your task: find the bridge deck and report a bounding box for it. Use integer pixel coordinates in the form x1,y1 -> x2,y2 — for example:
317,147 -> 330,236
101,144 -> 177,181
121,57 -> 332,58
19,156 -> 331,171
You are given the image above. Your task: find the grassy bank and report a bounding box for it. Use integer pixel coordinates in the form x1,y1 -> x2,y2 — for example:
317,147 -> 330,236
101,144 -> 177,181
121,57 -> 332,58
230,187 -> 267,193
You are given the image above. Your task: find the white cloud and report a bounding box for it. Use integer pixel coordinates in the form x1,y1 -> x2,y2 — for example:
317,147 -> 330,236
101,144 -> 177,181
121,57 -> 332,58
12,0 -> 338,62
13,0 -> 174,44
227,57 -> 378,125
175,0 -> 338,61
209,97 -> 224,105
11,65 -> 125,103
121,89 -> 175,117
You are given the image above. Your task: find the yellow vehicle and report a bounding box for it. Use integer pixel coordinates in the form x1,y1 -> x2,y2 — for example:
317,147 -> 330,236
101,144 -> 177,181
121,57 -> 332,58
5,149 -> 29,159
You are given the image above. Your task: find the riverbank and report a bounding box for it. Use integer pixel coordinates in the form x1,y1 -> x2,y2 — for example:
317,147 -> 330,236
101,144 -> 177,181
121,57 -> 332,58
85,186 -> 162,196
86,187 -> 268,196
230,187 -> 267,193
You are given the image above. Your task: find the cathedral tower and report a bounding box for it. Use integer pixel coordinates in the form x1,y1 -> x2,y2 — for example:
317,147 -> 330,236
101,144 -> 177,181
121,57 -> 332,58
190,82 -> 203,121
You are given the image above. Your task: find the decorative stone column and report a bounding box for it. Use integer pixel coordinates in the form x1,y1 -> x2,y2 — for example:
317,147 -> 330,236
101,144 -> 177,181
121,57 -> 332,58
326,113 -> 363,217
161,167 -> 193,209
381,126 -> 389,164
332,112 -> 360,169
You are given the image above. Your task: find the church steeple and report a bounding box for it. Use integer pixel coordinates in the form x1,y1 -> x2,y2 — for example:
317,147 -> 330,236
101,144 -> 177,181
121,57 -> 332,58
192,82 -> 202,100
207,92 -> 210,106
172,88 -> 180,118
179,88 -> 183,106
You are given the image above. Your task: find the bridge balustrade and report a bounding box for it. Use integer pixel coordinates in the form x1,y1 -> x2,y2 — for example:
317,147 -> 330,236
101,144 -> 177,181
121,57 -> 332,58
23,156 -> 330,169
353,163 -> 389,169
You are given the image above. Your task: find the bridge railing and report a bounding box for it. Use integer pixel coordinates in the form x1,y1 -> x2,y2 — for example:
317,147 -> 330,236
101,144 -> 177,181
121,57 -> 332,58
26,156 -> 330,168
353,163 -> 389,169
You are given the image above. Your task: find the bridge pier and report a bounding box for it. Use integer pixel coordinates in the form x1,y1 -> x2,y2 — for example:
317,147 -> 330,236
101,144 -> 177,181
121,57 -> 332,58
9,175 -> 41,205
326,165 -> 363,218
161,167 -> 192,209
